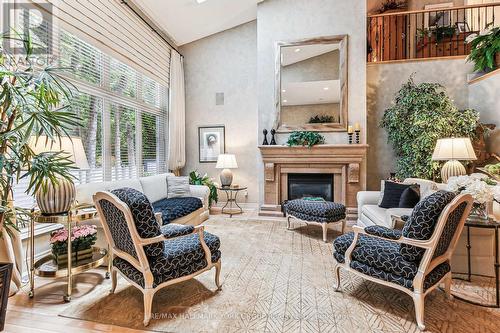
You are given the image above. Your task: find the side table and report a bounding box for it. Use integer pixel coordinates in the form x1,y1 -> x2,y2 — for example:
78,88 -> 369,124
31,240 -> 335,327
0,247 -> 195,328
217,186 -> 247,217
451,216 -> 500,308
29,207 -> 110,302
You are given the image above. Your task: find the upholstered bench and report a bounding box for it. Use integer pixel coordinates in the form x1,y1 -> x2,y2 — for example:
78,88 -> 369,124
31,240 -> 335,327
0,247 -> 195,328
284,199 -> 346,242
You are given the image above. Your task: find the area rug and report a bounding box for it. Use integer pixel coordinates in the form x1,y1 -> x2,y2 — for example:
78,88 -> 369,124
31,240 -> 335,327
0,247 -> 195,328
60,217 -> 500,332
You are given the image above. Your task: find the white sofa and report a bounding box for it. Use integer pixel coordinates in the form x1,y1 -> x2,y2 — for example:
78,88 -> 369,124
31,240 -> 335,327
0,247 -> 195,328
76,172 -> 210,226
357,178 -> 446,228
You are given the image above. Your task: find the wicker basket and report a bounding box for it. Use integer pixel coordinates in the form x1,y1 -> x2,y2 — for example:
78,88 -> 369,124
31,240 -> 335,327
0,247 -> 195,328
0,263 -> 13,332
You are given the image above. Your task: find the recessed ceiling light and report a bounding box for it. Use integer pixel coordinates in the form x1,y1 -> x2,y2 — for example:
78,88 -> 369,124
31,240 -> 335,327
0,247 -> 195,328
283,99 -> 288,103
294,48 -> 301,53
196,0 -> 207,4
323,87 -> 329,90
282,89 -> 286,93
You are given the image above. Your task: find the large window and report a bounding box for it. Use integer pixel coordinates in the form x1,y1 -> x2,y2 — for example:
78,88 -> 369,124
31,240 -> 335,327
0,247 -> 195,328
12,12 -> 169,208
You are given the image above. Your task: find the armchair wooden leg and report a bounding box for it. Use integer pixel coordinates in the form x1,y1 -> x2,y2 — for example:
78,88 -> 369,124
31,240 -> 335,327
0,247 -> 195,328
333,264 -> 341,292
143,290 -> 154,326
215,260 -> 222,290
110,269 -> 117,294
444,272 -> 453,300
413,293 -> 426,331
341,219 -> 346,234
322,223 -> 328,242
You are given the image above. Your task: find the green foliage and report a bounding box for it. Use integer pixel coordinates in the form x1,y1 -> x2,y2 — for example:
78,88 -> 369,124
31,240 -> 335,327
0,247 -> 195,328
417,26 -> 456,43
308,115 -> 334,123
0,32 -> 81,231
189,171 -> 218,207
380,76 -> 479,181
286,131 -> 325,148
467,25 -> 500,72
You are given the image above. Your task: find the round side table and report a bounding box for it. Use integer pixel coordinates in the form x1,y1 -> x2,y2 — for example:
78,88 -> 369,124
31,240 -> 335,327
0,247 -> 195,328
451,216 -> 500,308
217,186 -> 247,217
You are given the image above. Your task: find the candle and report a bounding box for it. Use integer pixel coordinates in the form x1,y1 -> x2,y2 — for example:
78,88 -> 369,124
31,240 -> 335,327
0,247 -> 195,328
354,123 -> 360,131
348,126 -> 353,134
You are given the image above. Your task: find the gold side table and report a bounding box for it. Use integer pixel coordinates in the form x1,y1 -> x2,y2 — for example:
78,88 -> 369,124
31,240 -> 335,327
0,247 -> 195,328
29,207 -> 109,302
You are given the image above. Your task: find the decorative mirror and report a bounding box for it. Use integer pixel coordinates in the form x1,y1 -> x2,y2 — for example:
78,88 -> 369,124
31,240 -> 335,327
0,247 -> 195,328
274,35 -> 348,132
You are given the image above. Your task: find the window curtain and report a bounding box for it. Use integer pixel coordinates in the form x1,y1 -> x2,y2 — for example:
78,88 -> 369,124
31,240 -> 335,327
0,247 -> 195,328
168,51 -> 186,174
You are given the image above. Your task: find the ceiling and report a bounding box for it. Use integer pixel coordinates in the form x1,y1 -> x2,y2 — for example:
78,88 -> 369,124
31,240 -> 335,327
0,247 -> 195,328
282,80 -> 340,106
134,0 -> 262,46
281,43 -> 339,66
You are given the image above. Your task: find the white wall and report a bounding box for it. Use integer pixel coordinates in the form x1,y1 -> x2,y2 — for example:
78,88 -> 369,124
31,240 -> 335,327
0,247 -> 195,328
180,21 -> 259,203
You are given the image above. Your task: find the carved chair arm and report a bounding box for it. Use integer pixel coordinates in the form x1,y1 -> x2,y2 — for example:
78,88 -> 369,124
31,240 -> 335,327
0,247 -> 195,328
154,212 -> 162,225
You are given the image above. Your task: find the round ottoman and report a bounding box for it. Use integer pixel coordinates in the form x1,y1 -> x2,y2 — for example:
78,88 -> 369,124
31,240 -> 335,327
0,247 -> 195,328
284,199 -> 346,242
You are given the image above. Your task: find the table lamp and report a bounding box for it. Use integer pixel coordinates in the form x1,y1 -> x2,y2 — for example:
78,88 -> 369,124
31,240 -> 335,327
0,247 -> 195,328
216,154 -> 238,187
432,137 -> 476,183
29,136 -> 89,214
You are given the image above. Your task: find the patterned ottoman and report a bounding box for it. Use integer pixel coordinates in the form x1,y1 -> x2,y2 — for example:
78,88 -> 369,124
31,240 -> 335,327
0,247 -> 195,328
284,199 -> 346,242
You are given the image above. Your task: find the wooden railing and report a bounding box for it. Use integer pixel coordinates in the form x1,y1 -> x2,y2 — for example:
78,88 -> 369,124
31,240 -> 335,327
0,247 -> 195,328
367,3 -> 500,62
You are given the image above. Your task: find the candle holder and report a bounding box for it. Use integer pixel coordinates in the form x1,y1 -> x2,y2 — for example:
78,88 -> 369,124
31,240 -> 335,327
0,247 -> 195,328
355,130 -> 360,144
262,129 -> 269,145
270,129 -> 277,145
348,133 -> 353,144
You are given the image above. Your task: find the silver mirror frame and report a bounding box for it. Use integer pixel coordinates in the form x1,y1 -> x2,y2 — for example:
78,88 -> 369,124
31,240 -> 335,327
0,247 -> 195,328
274,35 -> 348,132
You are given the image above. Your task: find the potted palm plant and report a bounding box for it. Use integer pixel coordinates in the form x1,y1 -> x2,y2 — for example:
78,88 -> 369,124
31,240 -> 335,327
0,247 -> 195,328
466,24 -> 500,72
0,32 -> 80,292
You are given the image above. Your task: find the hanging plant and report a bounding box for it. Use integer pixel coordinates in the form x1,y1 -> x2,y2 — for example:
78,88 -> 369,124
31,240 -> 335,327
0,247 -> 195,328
380,76 -> 480,181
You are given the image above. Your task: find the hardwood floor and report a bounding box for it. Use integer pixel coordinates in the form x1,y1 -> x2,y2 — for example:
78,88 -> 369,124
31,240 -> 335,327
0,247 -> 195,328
5,269 -> 148,333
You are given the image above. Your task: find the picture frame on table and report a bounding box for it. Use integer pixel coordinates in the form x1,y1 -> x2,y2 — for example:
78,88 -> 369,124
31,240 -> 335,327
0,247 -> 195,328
198,125 -> 225,163
455,22 -> 470,33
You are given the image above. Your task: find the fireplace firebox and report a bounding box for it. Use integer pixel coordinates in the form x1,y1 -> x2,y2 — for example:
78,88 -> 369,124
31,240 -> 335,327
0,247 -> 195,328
287,173 -> 333,202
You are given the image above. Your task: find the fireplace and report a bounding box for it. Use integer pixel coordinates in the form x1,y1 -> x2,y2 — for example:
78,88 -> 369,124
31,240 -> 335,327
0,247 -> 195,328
287,173 -> 333,201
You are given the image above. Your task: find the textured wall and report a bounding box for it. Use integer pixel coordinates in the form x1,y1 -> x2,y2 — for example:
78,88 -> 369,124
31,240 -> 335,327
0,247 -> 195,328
366,58 -> 474,190
180,21 -> 259,203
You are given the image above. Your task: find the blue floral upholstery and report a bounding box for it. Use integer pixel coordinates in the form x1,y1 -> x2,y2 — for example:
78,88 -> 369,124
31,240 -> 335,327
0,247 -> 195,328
111,188 -> 163,257
160,223 -> 195,238
365,225 -> 402,240
284,199 -> 346,223
400,191 -> 456,262
153,197 -> 203,225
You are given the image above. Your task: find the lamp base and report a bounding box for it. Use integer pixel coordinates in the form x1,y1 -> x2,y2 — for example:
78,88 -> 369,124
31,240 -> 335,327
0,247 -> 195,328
220,169 -> 233,187
441,160 -> 466,183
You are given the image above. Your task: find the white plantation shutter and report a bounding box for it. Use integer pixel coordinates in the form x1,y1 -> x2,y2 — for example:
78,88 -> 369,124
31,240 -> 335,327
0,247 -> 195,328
9,0 -> 171,209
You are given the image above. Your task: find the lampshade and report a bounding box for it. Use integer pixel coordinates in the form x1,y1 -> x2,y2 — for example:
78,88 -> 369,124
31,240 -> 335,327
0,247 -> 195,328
432,138 -> 477,161
216,154 -> 238,169
29,136 -> 90,170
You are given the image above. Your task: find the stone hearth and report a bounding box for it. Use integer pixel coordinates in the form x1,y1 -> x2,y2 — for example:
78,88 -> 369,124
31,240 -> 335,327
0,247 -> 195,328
259,144 -> 369,220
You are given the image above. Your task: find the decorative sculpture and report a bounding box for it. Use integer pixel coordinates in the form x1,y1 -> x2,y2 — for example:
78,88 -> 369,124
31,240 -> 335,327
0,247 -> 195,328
262,129 -> 269,145
270,129 -> 277,145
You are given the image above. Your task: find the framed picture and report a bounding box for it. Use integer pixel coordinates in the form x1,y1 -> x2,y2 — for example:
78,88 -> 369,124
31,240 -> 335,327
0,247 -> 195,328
455,22 -> 470,33
198,126 -> 225,163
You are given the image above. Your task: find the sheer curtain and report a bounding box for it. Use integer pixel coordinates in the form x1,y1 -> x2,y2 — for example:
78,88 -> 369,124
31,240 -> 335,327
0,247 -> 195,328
168,51 -> 186,174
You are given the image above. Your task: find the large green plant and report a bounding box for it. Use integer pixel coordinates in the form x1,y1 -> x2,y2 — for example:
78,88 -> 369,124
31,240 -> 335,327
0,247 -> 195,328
286,131 -> 325,148
189,171 -> 218,207
467,25 -> 500,72
0,33 -> 80,233
380,76 -> 479,181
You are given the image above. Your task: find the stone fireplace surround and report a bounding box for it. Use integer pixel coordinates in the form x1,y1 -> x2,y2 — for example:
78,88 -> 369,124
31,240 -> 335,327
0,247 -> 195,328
259,144 -> 369,221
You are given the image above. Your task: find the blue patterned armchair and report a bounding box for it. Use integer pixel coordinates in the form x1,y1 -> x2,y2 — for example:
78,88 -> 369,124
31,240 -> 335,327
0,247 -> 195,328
333,191 -> 473,331
93,188 -> 221,326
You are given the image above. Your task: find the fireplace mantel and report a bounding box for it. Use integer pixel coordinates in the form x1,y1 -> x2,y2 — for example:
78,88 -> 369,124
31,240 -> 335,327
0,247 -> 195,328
258,144 -> 369,219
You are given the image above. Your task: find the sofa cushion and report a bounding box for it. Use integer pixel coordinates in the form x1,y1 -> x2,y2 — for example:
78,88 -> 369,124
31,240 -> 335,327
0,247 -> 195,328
400,190 -> 456,262
153,197 -> 203,225
108,179 -> 143,192
361,205 -> 389,227
140,173 -> 169,203
76,182 -> 109,205
166,175 -> 191,198
399,185 -> 420,208
379,181 -> 413,209
403,178 -> 439,202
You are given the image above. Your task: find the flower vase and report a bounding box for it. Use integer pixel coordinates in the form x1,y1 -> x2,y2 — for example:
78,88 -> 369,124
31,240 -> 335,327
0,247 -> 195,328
470,202 -> 488,220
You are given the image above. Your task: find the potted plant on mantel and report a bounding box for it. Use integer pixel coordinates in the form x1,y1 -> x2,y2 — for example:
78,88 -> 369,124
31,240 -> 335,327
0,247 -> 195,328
286,131 -> 325,148
0,32 -> 80,293
466,24 -> 500,72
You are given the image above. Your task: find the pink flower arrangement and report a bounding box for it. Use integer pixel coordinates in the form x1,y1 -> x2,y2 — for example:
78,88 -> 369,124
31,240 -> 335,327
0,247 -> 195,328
50,225 -> 97,244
